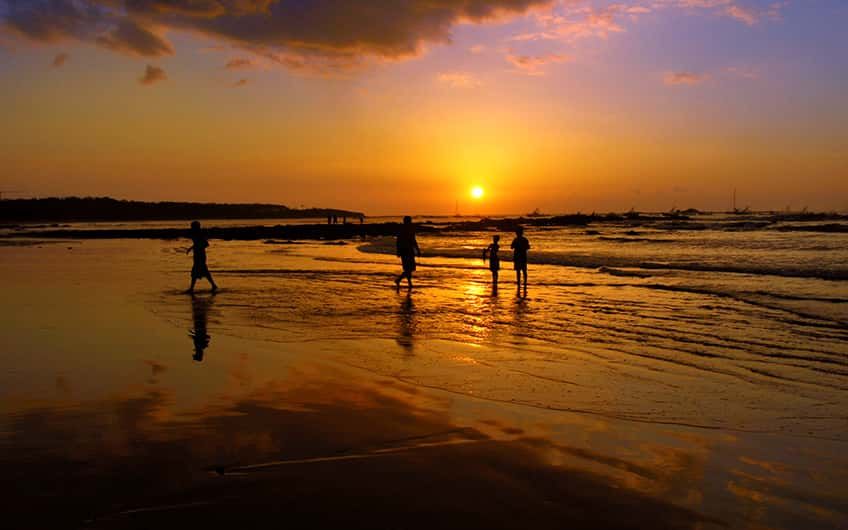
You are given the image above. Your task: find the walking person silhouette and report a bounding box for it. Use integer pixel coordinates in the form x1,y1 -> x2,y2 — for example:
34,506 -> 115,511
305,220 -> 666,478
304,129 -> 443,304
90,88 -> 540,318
510,227 -> 530,295
186,221 -> 218,294
395,216 -> 421,290
483,235 -> 501,290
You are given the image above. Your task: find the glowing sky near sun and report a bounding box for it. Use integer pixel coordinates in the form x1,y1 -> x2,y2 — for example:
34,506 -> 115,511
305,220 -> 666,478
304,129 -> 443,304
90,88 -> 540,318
0,1 -> 846,214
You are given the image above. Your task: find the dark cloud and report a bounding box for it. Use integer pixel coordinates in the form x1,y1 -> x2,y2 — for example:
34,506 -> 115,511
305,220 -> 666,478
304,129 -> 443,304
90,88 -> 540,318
52,51 -> 68,66
139,63 -> 166,84
95,19 -> 173,56
2,0 -> 105,42
2,0 -> 554,73
179,0 -> 553,59
123,0 -> 274,18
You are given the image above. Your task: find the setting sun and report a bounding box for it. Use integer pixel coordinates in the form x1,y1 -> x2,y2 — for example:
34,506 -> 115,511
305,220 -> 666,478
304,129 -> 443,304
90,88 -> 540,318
471,186 -> 485,199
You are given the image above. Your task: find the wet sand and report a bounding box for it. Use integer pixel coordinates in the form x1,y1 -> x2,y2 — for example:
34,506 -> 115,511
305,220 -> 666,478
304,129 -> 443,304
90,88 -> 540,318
1,241 -> 846,529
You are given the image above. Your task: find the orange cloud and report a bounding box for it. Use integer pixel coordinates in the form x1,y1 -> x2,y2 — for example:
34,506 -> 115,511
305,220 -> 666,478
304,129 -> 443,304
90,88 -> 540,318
225,57 -> 255,69
139,64 -> 167,85
234,78 -> 249,87
507,52 -> 571,76
52,52 -> 68,67
437,72 -> 482,88
664,71 -> 709,85
724,5 -> 757,25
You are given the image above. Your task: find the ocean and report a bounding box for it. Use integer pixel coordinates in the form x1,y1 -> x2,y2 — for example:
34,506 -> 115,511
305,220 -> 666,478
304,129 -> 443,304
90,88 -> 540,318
1,212 -> 846,527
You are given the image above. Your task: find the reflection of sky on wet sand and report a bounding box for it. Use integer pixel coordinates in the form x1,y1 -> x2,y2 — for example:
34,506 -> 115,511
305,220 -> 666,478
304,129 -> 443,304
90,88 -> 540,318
2,362 -> 724,529
1,241 -> 846,529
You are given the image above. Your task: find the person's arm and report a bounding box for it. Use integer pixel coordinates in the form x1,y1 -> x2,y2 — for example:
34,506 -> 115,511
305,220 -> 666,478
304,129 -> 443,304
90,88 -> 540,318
482,246 -> 489,262
186,242 -> 194,254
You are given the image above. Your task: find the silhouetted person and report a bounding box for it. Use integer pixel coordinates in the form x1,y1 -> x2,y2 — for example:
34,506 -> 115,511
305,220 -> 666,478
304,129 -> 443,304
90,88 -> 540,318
483,234 -> 501,289
327,215 -> 332,225
395,215 -> 421,290
333,214 -> 338,224
189,295 -> 213,362
186,221 -> 218,294
511,226 -> 530,294
359,215 -> 364,224
343,215 -> 347,224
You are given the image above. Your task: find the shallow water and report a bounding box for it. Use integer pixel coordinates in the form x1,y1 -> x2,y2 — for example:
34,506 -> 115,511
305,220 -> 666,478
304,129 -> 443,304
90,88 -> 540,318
1,222 -> 847,528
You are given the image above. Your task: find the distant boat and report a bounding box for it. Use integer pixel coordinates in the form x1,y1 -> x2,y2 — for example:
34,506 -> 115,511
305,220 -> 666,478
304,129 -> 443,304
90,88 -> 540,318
729,188 -> 750,214
527,208 -> 545,217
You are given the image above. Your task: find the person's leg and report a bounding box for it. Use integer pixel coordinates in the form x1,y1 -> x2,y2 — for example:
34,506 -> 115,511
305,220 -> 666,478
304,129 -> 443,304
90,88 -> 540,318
187,277 -> 197,294
207,273 -> 218,292
406,271 -> 413,288
522,266 -> 528,289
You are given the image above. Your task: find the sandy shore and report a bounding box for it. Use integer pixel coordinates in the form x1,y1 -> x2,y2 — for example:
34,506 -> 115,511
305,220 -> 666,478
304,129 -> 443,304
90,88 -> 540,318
1,240 -> 846,529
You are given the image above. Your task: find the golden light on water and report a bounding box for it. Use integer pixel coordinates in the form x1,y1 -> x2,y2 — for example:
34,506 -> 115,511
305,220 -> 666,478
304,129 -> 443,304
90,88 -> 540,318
471,186 -> 485,199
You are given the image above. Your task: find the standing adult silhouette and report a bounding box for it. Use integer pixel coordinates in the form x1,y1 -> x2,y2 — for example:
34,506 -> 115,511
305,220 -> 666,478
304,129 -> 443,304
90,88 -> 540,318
186,221 -> 218,294
395,216 -> 422,290
510,226 -> 530,296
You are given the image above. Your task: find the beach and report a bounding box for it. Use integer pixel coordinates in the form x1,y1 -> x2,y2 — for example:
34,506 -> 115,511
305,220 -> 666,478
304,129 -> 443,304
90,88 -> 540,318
1,221 -> 847,529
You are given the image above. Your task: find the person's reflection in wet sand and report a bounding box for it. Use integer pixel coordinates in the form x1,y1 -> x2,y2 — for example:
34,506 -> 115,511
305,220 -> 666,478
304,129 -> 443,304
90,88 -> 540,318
396,292 -> 416,353
189,294 -> 214,362
511,296 -> 530,344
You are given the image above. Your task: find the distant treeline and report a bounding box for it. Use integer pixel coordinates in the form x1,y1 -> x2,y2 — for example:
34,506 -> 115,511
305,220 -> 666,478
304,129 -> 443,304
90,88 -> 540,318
0,197 -> 363,222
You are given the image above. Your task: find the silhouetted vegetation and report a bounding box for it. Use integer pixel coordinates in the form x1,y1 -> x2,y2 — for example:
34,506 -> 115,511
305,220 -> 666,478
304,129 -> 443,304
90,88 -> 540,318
0,197 -> 362,222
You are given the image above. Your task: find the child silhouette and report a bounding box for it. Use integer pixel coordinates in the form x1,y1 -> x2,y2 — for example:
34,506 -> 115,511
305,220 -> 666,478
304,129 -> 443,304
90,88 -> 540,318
483,234 -> 501,287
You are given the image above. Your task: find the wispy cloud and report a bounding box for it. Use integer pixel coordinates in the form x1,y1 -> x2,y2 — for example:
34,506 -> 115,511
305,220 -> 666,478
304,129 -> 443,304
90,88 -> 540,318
724,4 -> 757,25
664,71 -> 709,85
234,78 -> 249,87
139,64 -> 166,86
437,72 -> 482,88
513,1 -> 787,45
52,52 -> 68,67
507,52 -> 570,76
225,57 -> 255,70
725,66 -> 760,79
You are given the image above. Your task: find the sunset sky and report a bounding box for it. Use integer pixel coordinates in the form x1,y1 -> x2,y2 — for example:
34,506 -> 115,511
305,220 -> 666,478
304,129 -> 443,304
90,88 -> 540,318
1,0 -> 846,215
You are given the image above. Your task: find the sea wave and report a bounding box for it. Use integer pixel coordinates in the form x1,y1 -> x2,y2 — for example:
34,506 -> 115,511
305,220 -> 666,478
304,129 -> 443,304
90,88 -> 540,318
357,241 -> 848,281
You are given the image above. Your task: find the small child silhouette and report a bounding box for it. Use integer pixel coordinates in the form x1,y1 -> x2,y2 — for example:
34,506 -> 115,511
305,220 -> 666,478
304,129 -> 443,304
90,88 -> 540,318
186,221 -> 218,294
483,235 -> 501,287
